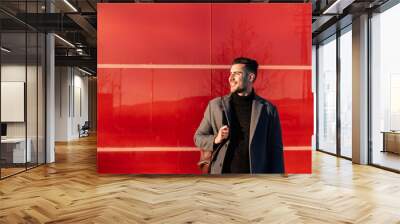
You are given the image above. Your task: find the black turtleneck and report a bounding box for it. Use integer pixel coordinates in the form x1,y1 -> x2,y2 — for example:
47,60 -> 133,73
222,90 -> 254,173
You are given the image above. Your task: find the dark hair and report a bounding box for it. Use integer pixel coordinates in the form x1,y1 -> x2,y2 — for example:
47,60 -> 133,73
232,57 -> 259,81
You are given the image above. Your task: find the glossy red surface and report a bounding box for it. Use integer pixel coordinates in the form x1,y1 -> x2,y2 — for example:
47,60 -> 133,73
98,3 -> 313,174
284,150 -> 312,174
98,4 -> 211,65
97,148 -> 310,174
97,147 -> 202,174
210,4 -> 311,66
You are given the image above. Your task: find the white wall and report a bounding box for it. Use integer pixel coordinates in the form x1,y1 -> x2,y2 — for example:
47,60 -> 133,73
55,67 -> 89,141
72,72 -> 89,138
55,66 -> 69,141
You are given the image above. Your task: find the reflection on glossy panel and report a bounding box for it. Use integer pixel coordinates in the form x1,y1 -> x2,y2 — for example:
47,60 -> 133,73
98,68 -> 213,147
98,68 -> 153,147
255,70 -> 313,146
98,3 -> 211,65
99,69 -> 313,147
97,147 -> 201,174
152,69 -> 211,146
211,4 -> 311,65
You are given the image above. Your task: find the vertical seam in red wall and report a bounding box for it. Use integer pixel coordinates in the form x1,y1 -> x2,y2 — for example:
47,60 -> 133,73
210,3 -> 212,98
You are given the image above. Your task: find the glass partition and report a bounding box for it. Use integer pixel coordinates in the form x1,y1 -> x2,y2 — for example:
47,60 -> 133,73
0,1 -> 46,179
1,30 -> 28,177
317,35 -> 337,154
371,3 -> 400,171
339,27 -> 352,158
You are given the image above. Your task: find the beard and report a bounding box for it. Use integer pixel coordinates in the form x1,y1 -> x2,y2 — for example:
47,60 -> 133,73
233,86 -> 246,94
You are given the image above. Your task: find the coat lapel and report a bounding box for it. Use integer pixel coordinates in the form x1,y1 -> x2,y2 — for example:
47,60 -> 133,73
221,94 -> 232,126
249,96 -> 263,147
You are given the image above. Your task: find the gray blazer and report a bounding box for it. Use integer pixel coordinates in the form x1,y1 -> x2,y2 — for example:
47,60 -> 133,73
194,92 -> 285,174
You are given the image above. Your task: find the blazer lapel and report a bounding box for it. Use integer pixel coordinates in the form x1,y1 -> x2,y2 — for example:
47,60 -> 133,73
249,96 -> 263,147
221,94 -> 232,127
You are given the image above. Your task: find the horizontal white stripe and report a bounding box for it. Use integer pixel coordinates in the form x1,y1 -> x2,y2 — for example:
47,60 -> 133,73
98,147 -> 200,152
97,64 -> 311,70
97,146 -> 311,152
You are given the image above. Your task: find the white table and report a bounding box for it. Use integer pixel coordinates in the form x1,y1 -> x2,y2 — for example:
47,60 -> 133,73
1,138 -> 31,163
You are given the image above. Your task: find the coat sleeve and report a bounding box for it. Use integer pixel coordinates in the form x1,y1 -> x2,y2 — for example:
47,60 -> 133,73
194,102 -> 218,152
270,106 -> 285,173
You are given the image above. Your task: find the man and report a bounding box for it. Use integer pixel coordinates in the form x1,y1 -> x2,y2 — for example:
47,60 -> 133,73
194,57 -> 284,174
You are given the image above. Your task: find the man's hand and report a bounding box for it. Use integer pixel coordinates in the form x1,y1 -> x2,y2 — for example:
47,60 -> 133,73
214,125 -> 229,144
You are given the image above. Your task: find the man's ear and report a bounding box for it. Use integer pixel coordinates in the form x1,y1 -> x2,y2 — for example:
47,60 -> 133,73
249,73 -> 256,82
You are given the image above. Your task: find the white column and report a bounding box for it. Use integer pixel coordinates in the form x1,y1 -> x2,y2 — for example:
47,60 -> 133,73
352,14 -> 369,164
46,33 -> 55,163
45,1 -> 55,163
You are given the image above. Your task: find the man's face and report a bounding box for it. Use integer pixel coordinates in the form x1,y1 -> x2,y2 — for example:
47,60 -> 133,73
229,63 -> 250,94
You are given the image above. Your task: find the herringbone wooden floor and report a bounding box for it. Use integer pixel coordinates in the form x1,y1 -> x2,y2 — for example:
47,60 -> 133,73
1,135 -> 400,224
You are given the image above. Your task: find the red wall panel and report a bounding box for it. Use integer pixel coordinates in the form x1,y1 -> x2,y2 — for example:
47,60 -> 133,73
98,3 -> 313,174
210,4 -> 311,65
98,4 -> 211,64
